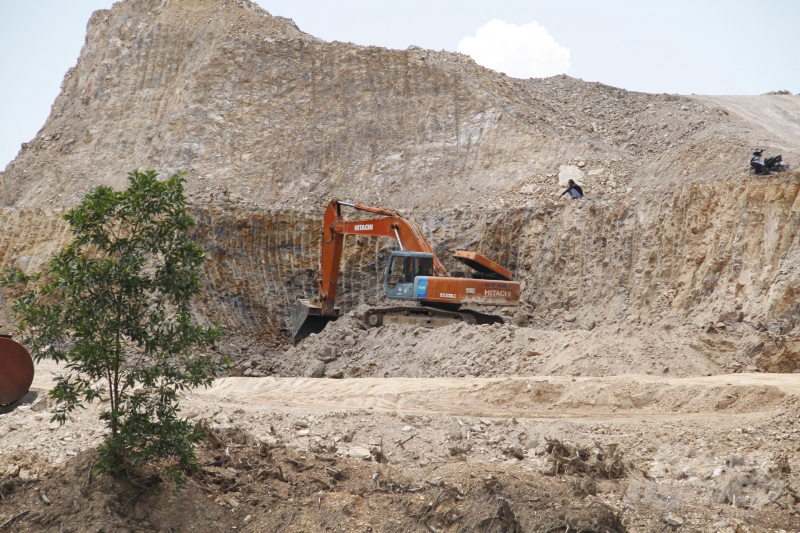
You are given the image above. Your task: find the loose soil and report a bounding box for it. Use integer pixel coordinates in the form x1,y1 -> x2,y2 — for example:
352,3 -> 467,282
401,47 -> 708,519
3,361 -> 800,531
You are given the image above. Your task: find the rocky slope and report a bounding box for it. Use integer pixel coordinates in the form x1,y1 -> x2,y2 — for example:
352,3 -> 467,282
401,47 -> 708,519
3,0 -> 794,213
4,173 -> 800,374
4,0 -> 800,529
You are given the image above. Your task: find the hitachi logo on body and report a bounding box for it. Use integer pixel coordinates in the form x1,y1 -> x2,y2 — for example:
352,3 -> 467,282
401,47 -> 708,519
485,289 -> 511,297
354,224 -> 373,231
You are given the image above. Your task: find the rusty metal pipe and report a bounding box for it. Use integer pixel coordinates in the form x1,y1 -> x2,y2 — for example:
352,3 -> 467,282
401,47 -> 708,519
0,336 -> 34,406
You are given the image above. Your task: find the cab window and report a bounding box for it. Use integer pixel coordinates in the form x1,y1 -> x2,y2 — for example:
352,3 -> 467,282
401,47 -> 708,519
387,254 -> 434,291
387,255 -> 406,290
417,256 -> 433,277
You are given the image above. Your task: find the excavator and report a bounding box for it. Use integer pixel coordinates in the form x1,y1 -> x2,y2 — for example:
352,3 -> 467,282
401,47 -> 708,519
291,199 -> 521,344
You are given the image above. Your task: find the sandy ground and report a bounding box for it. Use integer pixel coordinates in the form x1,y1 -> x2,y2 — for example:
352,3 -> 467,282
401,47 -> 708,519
2,289 -> 799,532
29,358 -> 800,420
202,373 -> 798,420
690,94 -> 800,155
5,358 -> 800,530
17,360 -> 800,468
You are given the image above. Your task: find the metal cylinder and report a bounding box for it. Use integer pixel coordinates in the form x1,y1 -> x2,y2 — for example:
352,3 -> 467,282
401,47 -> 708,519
0,336 -> 34,406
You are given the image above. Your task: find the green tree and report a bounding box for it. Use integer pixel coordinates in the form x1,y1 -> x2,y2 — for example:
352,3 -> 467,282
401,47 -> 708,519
1,170 -> 226,485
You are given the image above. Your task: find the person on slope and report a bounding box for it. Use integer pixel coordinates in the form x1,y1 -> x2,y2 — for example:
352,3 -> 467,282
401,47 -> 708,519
751,148 -> 789,175
560,179 -> 584,199
750,149 -> 768,175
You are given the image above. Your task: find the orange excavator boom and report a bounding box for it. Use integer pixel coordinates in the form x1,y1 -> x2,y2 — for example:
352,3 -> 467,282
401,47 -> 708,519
291,199 -> 520,344
318,200 -> 446,314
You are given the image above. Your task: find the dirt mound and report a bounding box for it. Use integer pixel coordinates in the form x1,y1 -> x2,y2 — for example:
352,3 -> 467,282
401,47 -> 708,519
0,451 -> 236,533
272,311 -> 744,379
202,372 -> 793,419
0,422 -> 633,533
3,418 -> 798,532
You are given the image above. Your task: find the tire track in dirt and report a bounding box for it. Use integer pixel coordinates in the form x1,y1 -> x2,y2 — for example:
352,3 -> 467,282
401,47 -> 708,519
194,373 -> 798,422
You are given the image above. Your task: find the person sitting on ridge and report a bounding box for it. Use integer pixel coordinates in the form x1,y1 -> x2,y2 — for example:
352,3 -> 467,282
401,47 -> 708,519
750,149 -> 767,175
750,148 -> 788,175
560,179 -> 584,199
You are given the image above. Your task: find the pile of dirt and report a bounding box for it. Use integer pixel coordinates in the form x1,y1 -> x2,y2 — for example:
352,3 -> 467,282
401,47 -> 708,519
268,310 -> 775,379
0,437 -> 628,533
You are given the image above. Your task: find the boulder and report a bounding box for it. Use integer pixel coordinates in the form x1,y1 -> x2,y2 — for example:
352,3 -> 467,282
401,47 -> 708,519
558,165 -> 585,187
349,447 -> 372,460
30,396 -> 48,412
318,346 -> 339,363
307,362 -> 326,378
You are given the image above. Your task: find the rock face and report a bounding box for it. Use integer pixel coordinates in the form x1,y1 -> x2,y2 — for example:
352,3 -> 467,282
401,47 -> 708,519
1,0 -> 777,212
1,0 -> 800,368
4,174 -> 800,359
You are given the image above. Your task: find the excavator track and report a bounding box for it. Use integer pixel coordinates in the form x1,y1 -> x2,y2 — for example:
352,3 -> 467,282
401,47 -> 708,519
362,306 -> 504,330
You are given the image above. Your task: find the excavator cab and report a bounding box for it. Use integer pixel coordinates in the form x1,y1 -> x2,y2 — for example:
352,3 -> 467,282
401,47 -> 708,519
385,251 -> 434,300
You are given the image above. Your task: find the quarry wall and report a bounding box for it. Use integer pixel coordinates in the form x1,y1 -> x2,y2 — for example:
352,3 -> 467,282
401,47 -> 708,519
1,0 -> 799,370
3,173 -> 799,345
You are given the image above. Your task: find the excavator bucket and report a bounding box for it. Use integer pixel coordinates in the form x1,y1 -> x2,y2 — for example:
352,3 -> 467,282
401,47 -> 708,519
291,299 -> 341,345
0,336 -> 34,406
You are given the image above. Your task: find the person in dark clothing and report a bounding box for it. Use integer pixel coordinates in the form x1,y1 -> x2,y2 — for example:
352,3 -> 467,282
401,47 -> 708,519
560,179 -> 584,199
750,149 -> 767,175
751,148 -> 788,175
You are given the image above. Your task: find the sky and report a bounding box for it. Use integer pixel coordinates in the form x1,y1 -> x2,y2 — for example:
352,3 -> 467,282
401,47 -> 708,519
1,0 -> 799,171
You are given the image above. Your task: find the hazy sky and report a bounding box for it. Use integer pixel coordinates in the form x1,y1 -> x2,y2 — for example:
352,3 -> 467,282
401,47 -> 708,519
1,0 -> 799,171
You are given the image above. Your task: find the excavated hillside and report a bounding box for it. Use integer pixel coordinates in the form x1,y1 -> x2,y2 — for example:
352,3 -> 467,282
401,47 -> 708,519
3,0 -> 798,214
2,0 -> 800,351
5,174 -> 800,371
2,0 -> 800,530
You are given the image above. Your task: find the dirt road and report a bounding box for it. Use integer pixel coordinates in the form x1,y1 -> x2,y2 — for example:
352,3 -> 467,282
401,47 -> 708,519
691,94 -> 800,155
31,358 -> 800,421
6,355 -> 800,531
199,373 -> 797,421
30,358 -> 800,422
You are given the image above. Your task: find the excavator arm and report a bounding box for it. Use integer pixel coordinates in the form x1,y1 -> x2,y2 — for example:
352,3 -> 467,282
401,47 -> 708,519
291,199 -> 446,344
291,199 -> 519,344
318,200 -> 446,314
